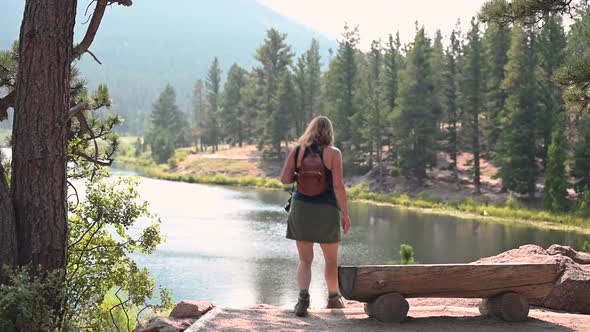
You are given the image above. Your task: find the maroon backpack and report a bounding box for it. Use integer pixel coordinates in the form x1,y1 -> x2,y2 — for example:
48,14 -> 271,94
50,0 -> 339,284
295,145 -> 328,196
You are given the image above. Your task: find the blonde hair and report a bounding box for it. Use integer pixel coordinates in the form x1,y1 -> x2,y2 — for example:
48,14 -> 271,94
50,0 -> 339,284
298,116 -> 334,148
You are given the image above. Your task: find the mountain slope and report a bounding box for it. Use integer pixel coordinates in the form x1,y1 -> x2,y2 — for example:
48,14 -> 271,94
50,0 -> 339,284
0,0 -> 337,132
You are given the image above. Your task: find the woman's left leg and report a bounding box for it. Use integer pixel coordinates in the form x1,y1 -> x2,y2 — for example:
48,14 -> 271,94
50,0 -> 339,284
319,242 -> 340,296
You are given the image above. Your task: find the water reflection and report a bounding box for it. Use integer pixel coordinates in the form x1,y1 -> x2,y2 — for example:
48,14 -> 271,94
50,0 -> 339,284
125,175 -> 588,307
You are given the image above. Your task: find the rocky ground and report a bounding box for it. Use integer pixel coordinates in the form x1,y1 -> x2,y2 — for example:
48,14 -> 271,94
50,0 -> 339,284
137,245 -> 590,332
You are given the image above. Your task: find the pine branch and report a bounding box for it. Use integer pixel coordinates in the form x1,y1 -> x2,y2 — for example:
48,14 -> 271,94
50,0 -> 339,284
0,90 -> 15,121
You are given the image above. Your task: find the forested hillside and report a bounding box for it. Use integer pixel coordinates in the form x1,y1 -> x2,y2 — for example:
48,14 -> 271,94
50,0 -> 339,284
0,0 -> 336,133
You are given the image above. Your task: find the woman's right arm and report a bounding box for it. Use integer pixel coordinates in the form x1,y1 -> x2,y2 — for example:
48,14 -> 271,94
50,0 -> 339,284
279,147 -> 297,185
330,148 -> 351,234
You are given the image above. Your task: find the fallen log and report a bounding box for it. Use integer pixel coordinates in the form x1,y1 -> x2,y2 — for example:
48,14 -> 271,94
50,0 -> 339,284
339,263 -> 559,302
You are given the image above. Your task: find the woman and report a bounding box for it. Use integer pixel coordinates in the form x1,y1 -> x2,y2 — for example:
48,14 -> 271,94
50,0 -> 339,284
279,116 -> 351,317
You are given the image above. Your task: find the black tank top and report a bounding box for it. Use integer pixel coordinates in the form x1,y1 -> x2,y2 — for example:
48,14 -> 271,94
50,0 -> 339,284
293,144 -> 339,209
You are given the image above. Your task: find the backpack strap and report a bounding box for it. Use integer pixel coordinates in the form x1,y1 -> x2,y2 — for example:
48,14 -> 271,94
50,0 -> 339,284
294,145 -> 301,172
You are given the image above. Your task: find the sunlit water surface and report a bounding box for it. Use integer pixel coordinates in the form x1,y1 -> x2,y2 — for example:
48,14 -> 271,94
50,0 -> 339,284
105,170 -> 588,308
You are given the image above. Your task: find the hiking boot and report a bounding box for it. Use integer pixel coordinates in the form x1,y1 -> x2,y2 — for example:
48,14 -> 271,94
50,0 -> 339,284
294,295 -> 310,317
327,294 -> 346,309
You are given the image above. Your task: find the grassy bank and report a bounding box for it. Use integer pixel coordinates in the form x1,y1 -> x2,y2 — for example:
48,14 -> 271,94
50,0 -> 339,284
114,156 -> 590,233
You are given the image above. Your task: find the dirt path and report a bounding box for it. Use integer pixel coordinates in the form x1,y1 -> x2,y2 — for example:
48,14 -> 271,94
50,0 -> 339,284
189,306 -> 590,331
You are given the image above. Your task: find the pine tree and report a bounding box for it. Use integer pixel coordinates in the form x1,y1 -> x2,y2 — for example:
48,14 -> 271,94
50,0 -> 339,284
325,24 -> 360,149
293,53 -> 308,135
191,79 -> 206,149
149,84 -> 185,162
460,18 -> 484,194
496,26 -> 540,198
222,64 -> 249,147
204,57 -> 222,152
383,32 -> 401,158
273,72 -> 297,158
363,40 -> 387,178
537,15 -> 567,167
253,28 -> 294,155
572,116 -> 590,195
442,25 -> 462,180
431,30 -> 446,115
544,115 -> 569,211
482,22 -> 511,152
306,39 -> 322,120
393,27 -> 440,179
150,84 -> 185,137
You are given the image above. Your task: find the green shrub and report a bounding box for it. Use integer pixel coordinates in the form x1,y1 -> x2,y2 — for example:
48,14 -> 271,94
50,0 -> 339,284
575,191 -> 590,218
0,267 -> 63,332
582,241 -> 590,252
348,183 -> 370,197
505,193 -> 522,210
400,244 -> 416,265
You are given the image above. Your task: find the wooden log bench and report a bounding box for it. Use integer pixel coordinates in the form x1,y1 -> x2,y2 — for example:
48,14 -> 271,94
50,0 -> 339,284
338,263 -> 559,323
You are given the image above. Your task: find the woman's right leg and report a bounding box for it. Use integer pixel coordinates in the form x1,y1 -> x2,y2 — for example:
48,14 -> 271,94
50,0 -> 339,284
294,241 -> 314,316
296,240 -> 314,290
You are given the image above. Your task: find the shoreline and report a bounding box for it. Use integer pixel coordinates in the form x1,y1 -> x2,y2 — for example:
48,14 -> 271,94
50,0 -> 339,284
113,160 -> 590,235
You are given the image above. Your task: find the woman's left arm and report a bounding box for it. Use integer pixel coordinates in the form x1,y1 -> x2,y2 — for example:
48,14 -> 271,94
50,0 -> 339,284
279,147 -> 297,184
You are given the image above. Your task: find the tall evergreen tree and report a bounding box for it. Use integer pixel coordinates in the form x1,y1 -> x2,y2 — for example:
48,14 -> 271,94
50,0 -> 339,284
326,24 -> 360,149
222,64 -> 249,146
482,22 -> 511,152
572,116 -> 590,195
383,32 -> 402,157
273,72 -> 297,157
253,28 -> 294,155
149,84 -> 185,162
431,30 -> 446,115
544,115 -> 569,211
460,18 -> 484,194
150,84 -> 185,137
306,39 -> 322,120
204,57 -> 222,151
496,26 -> 540,198
442,25 -> 462,180
537,14 -> 567,166
191,79 -> 206,148
393,27 -> 439,179
293,53 -> 308,135
363,40 -> 387,178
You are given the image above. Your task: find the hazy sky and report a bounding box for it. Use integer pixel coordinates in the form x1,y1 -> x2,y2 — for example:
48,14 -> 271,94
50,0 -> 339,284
258,0 -> 489,49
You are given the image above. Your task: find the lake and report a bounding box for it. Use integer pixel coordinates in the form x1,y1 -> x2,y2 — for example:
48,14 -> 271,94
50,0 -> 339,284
114,171 -> 588,308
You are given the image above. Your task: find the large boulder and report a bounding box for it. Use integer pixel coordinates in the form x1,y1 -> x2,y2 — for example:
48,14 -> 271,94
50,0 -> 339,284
473,244 -> 590,314
135,316 -> 196,332
169,300 -> 215,319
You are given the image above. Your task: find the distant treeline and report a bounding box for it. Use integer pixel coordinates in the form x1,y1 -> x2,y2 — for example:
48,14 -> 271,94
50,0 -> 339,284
145,8 -> 590,215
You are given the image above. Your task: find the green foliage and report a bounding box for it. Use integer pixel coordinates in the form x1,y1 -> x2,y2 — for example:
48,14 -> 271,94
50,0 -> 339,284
442,25 -> 461,178
221,64 -> 249,146
495,26 -> 540,198
582,241 -> 590,252
392,27 -> 440,179
483,23 -> 511,152
571,116 -> 590,194
400,244 -> 416,265
148,129 -> 175,164
575,190 -> 590,217
0,267 -> 64,332
253,29 -> 294,154
544,118 -> 569,212
460,18 -> 484,192
66,173 -> 171,330
325,24 -> 360,148
203,57 -> 222,150
505,192 -> 523,209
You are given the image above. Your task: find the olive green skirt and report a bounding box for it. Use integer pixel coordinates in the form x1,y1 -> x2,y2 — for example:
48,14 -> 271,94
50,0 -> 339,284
286,199 -> 342,243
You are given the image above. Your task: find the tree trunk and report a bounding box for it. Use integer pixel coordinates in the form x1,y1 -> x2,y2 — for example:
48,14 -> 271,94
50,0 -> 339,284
12,0 -> 77,271
0,163 -> 17,271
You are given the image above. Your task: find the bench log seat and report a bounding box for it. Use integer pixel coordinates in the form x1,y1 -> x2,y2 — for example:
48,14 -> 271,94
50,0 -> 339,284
338,263 -> 559,323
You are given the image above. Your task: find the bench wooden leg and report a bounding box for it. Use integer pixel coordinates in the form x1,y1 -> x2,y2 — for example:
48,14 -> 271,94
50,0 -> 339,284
365,293 -> 409,323
479,292 -> 529,322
